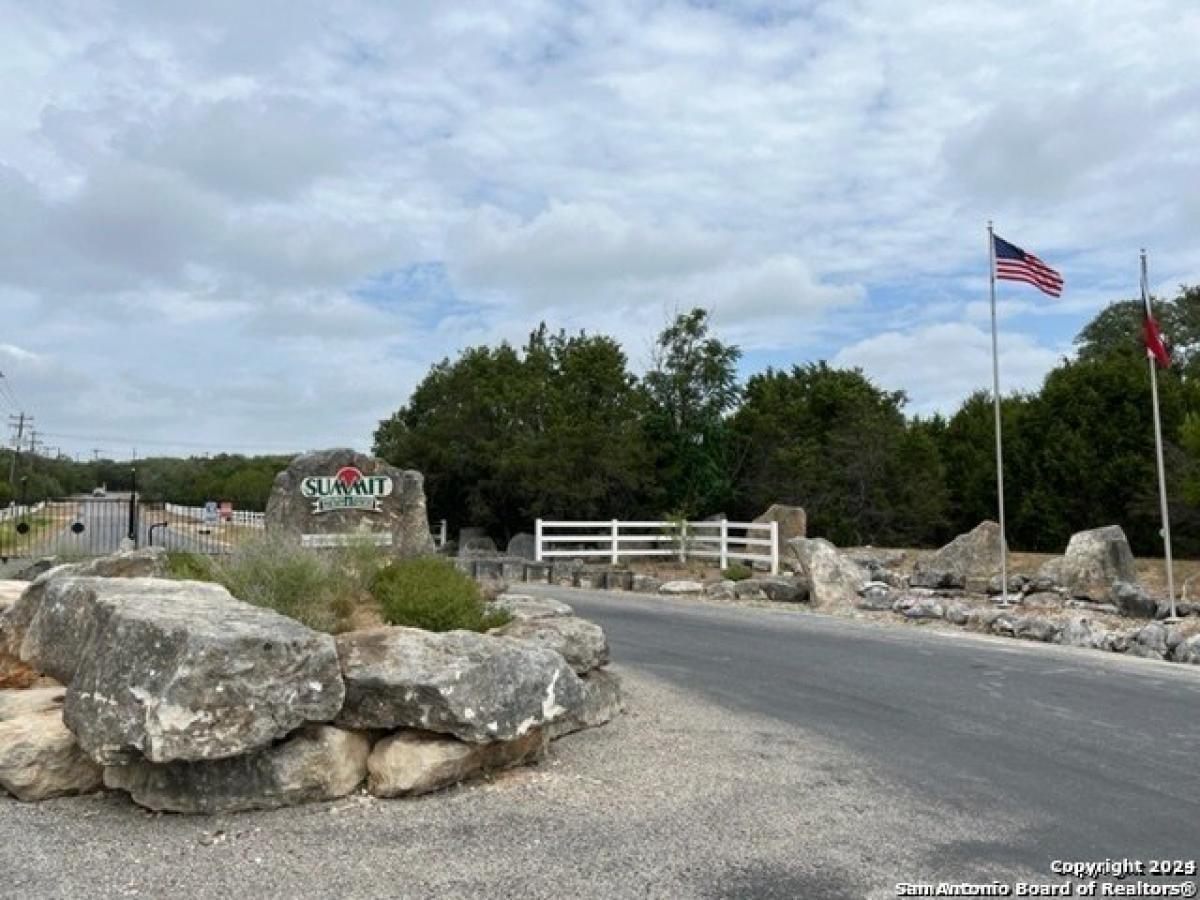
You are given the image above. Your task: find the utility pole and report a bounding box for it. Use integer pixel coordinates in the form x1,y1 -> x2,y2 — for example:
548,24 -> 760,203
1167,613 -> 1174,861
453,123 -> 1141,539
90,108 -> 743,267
7,412 -> 30,488
92,448 -> 102,462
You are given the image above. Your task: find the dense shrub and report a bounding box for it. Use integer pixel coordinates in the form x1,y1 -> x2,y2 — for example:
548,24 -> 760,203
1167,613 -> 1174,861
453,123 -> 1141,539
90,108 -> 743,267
721,563 -> 752,581
370,557 -> 510,633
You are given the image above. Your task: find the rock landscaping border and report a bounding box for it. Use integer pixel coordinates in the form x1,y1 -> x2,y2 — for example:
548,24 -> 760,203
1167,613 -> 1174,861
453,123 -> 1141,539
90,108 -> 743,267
0,550 -> 623,814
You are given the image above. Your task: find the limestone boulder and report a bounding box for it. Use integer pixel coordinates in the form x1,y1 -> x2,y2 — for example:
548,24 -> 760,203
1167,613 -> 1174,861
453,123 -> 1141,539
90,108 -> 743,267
630,574 -> 663,594
659,580 -> 705,596
0,710 -> 103,801
490,616 -> 608,675
487,594 -> 575,621
706,580 -> 737,600
12,558 -> 57,581
461,536 -> 499,557
901,597 -> 945,620
753,504 -> 807,546
1111,580 -> 1156,618
335,627 -> 584,742
104,725 -> 370,814
506,532 -> 537,560
1038,525 -> 1137,601
1056,616 -> 1111,650
912,521 -> 1001,589
787,538 -> 868,611
2,548 -> 168,657
857,582 -> 892,611
1011,616 -> 1062,642
546,669 -> 624,740
367,728 -> 546,798
13,577 -> 344,765
264,448 -> 434,556
733,576 -> 808,603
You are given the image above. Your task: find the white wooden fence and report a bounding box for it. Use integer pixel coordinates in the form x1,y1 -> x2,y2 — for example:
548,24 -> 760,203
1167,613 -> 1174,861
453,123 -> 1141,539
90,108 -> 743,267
535,518 -> 779,575
164,503 -> 265,527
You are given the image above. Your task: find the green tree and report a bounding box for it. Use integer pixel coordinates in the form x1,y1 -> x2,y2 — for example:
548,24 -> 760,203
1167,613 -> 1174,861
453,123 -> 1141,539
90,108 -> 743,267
731,363 -> 947,546
643,309 -> 742,517
374,326 -> 651,539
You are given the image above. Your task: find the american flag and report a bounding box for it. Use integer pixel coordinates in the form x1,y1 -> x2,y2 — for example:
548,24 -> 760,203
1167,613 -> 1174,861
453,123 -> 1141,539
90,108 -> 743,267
993,234 -> 1064,298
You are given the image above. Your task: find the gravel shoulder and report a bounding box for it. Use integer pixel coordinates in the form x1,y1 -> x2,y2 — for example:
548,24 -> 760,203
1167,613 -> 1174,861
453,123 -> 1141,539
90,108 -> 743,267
2,666 -> 1045,900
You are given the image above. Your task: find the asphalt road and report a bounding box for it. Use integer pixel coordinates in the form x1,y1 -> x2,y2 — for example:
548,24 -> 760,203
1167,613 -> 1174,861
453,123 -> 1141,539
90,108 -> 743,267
527,585 -> 1200,869
2,583 -> 1198,898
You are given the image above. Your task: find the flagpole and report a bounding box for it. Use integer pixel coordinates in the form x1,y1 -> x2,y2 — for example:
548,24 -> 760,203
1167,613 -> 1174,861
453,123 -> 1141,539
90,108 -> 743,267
1142,249 -> 1178,621
988,221 -> 1009,606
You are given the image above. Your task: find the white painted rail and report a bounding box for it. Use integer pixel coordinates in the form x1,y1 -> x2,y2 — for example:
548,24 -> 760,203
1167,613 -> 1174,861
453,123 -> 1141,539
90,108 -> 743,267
535,518 -> 779,575
164,503 -> 265,527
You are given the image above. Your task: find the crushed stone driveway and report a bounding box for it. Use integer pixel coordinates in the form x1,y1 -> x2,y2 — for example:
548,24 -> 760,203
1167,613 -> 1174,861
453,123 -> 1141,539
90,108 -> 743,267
3,587 -> 1198,899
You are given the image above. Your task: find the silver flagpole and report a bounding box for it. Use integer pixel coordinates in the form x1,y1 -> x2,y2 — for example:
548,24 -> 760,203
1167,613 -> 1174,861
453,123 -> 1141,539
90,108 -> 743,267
989,222 -> 1009,606
1142,249 -> 1178,621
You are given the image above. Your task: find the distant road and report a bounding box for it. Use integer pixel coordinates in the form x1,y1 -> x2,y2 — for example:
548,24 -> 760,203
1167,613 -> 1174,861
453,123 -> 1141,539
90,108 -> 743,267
528,584 -> 1200,872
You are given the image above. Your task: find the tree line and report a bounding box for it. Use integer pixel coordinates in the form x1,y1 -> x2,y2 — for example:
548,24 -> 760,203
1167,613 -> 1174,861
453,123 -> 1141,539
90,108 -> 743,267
0,453 -> 290,511
374,287 -> 1200,557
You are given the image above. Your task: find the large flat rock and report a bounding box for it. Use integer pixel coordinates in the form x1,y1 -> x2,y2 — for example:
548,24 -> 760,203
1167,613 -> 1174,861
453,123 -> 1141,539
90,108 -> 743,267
15,577 -> 344,764
104,725 -> 370,814
335,626 -> 585,743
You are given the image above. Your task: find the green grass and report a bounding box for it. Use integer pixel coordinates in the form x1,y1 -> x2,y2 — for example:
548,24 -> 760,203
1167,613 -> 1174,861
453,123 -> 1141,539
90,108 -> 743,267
370,557 -> 511,633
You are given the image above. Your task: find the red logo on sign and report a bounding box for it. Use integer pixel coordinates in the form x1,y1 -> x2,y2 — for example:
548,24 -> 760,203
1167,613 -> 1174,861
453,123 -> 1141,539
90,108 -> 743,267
335,467 -> 363,489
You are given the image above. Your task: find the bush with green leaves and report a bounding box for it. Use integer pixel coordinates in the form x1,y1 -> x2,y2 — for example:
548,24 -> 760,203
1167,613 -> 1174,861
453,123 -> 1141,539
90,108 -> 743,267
370,557 -> 510,633
721,563 -> 752,581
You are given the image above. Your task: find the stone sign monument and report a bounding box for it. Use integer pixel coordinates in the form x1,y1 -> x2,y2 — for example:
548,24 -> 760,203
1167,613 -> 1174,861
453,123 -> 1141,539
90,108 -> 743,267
265,448 -> 435,555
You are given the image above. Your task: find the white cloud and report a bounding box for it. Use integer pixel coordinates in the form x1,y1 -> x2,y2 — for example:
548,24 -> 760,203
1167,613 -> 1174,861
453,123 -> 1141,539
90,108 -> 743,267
833,323 -> 1064,416
0,0 -> 1196,456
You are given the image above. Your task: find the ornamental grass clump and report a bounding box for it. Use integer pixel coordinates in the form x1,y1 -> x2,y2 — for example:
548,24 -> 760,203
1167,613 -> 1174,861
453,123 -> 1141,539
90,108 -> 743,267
370,557 -> 510,633
165,532 -> 391,634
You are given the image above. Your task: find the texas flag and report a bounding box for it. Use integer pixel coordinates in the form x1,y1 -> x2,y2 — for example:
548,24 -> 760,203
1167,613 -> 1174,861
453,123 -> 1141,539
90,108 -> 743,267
1142,276 -> 1171,368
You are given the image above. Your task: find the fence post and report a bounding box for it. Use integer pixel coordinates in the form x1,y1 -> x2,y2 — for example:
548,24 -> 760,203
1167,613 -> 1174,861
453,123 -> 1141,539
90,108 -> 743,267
720,519 -> 728,570
678,520 -> 688,564
439,519 -> 447,548
770,520 -> 779,575
611,519 -> 619,565
535,519 -> 543,562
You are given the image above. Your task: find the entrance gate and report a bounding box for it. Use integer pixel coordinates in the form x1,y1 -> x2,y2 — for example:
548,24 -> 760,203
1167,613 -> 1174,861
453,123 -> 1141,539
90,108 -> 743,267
0,496 -> 250,562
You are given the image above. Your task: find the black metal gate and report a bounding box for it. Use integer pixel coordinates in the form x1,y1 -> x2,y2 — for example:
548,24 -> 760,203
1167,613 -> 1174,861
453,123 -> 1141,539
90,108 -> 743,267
0,496 -> 138,562
0,495 -> 252,561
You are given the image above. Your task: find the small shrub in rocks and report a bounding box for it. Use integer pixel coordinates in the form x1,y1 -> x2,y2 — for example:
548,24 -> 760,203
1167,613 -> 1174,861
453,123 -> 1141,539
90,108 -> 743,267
721,564 -> 753,582
371,557 -> 511,633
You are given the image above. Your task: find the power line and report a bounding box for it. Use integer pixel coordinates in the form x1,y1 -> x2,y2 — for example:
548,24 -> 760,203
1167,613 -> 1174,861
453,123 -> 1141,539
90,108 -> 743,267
36,429 -> 303,453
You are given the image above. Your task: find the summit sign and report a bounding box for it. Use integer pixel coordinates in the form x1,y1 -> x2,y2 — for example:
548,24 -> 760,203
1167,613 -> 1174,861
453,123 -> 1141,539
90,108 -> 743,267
300,466 -> 394,515
266,449 -> 434,556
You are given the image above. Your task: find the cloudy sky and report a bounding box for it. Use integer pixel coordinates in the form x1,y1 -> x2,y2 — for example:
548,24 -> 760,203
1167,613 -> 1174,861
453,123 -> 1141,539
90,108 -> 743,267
2,1 -> 1197,459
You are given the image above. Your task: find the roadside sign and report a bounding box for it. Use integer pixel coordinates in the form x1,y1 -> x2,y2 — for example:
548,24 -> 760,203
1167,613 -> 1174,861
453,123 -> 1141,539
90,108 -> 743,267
203,501 -> 219,525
